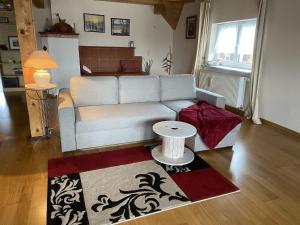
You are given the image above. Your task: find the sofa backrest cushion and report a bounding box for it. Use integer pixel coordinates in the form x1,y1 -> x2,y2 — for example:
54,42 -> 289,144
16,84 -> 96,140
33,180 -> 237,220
70,76 -> 119,107
160,74 -> 196,101
119,76 -> 160,104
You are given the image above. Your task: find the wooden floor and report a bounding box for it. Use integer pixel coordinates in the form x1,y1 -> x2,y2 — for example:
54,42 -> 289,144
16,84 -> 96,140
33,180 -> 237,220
0,92 -> 299,225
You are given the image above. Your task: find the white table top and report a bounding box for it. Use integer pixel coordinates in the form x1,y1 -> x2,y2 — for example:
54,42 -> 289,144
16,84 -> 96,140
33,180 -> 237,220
25,83 -> 56,91
153,121 -> 197,138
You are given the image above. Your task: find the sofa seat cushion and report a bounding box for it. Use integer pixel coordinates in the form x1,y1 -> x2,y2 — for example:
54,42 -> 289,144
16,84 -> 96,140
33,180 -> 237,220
75,102 -> 176,134
162,100 -> 196,113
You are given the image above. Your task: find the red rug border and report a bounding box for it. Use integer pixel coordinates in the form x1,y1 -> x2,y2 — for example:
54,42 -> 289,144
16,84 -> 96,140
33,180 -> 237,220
48,146 -> 239,202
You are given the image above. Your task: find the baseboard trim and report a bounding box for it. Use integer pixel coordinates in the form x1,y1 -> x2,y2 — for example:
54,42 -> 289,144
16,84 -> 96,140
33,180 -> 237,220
261,118 -> 300,139
225,105 -> 245,117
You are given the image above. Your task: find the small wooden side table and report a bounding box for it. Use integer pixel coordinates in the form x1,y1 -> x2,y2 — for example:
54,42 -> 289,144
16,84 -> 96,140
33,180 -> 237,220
25,83 -> 56,138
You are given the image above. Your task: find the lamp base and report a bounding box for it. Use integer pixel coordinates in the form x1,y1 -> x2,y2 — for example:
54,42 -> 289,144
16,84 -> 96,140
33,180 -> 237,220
33,69 -> 51,87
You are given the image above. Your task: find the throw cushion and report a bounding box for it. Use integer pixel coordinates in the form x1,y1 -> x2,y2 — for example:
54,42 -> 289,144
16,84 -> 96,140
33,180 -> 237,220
120,59 -> 140,72
119,76 -> 160,104
70,76 -> 119,107
160,74 -> 196,101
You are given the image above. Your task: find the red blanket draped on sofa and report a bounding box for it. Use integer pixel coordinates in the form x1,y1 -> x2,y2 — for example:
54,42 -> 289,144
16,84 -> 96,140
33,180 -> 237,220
179,101 -> 242,149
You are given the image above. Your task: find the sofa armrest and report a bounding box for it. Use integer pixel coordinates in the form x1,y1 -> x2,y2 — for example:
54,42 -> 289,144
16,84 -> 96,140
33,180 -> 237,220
196,88 -> 226,108
58,89 -> 76,152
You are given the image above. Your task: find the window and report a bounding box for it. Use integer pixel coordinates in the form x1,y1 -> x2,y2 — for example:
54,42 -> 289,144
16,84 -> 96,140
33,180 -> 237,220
208,19 -> 256,70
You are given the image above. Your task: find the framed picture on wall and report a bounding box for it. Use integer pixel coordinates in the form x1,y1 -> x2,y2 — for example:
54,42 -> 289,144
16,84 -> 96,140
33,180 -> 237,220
186,16 -> 197,39
8,36 -> 19,50
111,18 -> 130,36
83,13 -> 105,33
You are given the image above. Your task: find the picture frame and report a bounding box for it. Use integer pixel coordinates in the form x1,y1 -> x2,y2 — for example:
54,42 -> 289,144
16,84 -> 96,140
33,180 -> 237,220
111,18 -> 130,36
0,0 -> 13,11
186,16 -> 197,39
8,36 -> 19,50
83,13 -> 105,33
0,16 -> 9,23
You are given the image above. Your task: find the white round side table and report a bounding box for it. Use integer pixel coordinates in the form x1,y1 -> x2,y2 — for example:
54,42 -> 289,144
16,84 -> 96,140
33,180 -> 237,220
152,121 -> 197,166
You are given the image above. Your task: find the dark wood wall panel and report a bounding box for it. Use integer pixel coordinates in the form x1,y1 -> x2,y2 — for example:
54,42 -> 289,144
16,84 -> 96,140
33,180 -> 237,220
79,46 -> 143,76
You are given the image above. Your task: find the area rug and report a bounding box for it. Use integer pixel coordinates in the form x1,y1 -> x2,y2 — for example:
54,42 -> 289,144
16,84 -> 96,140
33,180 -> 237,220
47,146 -> 239,225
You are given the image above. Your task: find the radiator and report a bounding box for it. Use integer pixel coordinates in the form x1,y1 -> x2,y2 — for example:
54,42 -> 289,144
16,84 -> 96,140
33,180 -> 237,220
201,69 -> 249,110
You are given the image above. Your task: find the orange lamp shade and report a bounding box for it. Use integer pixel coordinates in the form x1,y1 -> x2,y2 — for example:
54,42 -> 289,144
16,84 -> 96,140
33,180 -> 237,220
24,50 -> 58,69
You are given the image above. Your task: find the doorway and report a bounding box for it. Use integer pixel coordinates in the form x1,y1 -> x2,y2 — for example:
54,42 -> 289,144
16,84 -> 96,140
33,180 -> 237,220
0,1 -> 24,96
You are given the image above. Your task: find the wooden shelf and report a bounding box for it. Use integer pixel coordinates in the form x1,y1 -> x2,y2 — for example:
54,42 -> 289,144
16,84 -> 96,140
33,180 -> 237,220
0,23 -> 16,26
1,74 -> 23,77
3,87 -> 25,92
39,32 -> 79,38
0,62 -> 21,65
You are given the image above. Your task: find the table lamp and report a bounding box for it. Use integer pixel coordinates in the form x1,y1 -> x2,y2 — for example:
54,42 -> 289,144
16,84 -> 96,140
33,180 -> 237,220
24,50 -> 58,87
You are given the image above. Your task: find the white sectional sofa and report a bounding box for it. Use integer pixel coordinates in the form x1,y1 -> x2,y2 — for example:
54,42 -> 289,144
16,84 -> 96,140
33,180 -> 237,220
58,75 -> 241,152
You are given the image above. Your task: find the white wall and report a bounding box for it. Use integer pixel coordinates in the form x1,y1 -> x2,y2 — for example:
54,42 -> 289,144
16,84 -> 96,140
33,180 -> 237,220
260,0 -> 300,133
173,0 -> 200,74
32,0 -> 52,49
172,0 -> 258,74
211,0 -> 257,23
50,0 -> 173,75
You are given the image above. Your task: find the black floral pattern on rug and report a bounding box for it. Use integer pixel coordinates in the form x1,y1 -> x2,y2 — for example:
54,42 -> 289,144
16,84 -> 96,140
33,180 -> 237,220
145,144 -> 210,175
91,172 -> 189,223
159,155 -> 210,175
47,174 -> 88,225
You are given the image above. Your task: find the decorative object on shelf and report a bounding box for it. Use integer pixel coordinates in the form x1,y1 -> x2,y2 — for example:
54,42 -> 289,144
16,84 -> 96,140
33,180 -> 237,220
186,15 -> 197,39
8,36 -> 19,50
129,41 -> 134,47
111,18 -> 130,36
24,50 -> 58,87
51,13 -> 74,33
84,13 -> 105,33
12,67 -> 22,75
72,22 -> 76,33
0,44 -> 8,50
144,58 -> 153,75
6,59 -> 18,64
162,47 -> 172,75
0,0 -> 13,11
0,16 -> 8,23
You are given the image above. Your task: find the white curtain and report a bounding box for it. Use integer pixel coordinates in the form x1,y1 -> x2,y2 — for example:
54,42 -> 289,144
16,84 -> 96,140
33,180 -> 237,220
193,0 -> 211,88
245,0 -> 268,124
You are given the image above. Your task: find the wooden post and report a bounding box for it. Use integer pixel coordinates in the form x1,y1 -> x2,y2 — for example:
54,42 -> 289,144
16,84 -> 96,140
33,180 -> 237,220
14,0 -> 45,137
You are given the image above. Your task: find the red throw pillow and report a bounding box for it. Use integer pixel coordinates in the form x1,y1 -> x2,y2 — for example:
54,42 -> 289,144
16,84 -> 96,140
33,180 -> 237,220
120,60 -> 139,72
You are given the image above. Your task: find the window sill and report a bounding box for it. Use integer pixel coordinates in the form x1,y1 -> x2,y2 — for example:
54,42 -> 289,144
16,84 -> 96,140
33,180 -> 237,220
203,65 -> 251,77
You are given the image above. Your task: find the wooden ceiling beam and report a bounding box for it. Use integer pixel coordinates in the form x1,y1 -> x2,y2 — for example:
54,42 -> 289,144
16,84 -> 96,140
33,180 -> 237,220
154,4 -> 165,14
160,0 -> 184,29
